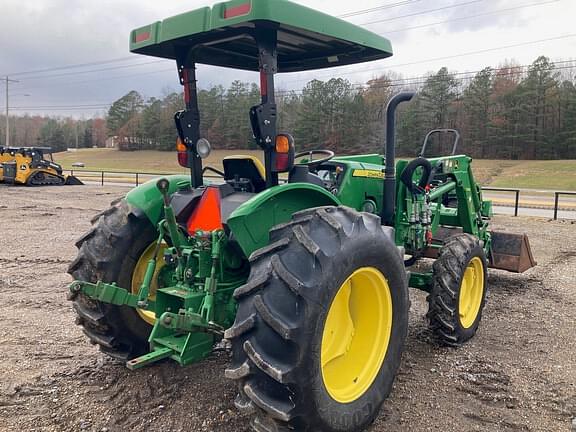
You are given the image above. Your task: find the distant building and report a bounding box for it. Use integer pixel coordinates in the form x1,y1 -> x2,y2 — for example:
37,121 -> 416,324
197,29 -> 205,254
105,136 -> 156,151
105,136 -> 119,149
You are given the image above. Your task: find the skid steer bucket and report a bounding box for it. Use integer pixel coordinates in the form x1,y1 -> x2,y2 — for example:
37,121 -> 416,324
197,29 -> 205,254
489,232 -> 536,273
64,175 -> 84,185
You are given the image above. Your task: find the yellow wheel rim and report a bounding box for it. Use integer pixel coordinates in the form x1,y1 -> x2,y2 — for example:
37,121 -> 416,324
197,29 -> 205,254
458,257 -> 485,329
131,242 -> 167,326
321,267 -> 393,403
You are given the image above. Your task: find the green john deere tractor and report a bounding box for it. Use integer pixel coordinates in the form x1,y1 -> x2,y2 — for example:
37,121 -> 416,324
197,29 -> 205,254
68,1 -> 536,431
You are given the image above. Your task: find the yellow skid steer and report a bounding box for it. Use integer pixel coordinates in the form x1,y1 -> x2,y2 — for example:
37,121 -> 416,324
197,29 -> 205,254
0,147 -> 83,186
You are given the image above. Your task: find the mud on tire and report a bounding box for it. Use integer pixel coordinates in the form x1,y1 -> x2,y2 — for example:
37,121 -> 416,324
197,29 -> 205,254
225,206 -> 409,432
68,199 -> 155,361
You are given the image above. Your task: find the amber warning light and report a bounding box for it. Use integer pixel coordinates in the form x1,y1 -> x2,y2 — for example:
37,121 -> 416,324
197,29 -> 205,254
274,134 -> 295,172
176,138 -> 188,167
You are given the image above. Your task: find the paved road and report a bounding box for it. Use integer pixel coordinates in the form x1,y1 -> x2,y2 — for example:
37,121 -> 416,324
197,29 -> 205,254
483,190 -> 576,210
493,205 -> 575,220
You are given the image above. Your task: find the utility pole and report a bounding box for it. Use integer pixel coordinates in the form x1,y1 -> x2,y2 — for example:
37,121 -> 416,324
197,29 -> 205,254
4,76 -> 19,147
75,122 -> 79,150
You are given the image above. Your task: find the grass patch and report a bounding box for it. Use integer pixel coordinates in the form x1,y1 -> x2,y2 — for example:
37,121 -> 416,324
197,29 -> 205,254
56,148 -> 262,173
488,160 -> 576,191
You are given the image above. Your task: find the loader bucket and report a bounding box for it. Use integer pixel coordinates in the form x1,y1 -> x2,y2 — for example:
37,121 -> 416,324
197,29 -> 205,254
489,231 -> 536,273
65,175 -> 84,185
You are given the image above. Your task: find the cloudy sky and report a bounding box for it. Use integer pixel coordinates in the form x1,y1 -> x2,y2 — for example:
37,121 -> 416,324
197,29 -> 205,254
1,0 -> 575,117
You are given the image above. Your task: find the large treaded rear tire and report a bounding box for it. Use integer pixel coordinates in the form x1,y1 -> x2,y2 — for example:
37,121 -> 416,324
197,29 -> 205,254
427,233 -> 488,346
68,199 -> 155,361
225,206 -> 409,432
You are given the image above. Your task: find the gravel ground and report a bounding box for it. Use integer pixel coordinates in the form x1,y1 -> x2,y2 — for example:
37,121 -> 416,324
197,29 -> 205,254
0,185 -> 574,432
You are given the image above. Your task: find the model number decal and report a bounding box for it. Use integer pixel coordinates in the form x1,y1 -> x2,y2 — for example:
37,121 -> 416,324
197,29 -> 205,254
352,169 -> 384,179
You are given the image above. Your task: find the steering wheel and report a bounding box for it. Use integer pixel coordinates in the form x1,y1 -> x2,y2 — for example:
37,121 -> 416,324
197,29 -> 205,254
294,149 -> 335,170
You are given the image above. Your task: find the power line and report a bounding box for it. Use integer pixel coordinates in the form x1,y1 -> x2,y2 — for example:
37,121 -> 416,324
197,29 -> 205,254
11,103 -> 112,108
10,105 -> 111,111
279,34 -> 576,85
12,62 -> 576,112
388,34 -> 576,68
3,56 -> 137,77
19,30 -> 569,94
359,0 -> 485,26
19,67 -> 175,92
338,0 -> 422,18
273,62 -> 576,96
19,60 -> 167,81
385,0 -> 560,35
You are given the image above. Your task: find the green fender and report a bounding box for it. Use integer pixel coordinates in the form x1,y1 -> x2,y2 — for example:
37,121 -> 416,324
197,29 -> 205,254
227,183 -> 341,257
125,174 -> 191,225
125,177 -> 340,258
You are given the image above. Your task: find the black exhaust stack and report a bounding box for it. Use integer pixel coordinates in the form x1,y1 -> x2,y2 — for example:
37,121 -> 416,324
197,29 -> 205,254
381,91 -> 415,226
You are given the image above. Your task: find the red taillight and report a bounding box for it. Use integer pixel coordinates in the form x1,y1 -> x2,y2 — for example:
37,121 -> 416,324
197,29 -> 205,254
135,31 -> 151,43
177,152 -> 188,167
260,71 -> 267,97
224,2 -> 251,19
187,187 -> 223,233
275,153 -> 289,171
176,138 -> 188,168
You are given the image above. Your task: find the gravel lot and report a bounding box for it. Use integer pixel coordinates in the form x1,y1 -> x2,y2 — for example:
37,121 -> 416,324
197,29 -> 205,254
0,185 -> 574,432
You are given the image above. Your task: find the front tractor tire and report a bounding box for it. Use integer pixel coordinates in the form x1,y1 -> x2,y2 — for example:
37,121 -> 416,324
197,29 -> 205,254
68,199 -> 156,361
427,233 -> 488,346
225,207 -> 409,432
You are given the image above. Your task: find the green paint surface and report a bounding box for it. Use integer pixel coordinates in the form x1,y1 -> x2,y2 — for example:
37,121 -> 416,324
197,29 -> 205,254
130,0 -> 392,72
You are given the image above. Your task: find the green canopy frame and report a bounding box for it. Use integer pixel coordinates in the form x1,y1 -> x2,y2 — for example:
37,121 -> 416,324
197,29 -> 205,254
129,0 -> 394,188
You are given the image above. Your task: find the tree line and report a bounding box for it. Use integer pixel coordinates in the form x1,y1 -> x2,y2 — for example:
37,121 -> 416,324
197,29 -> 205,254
105,56 -> 576,159
0,116 -> 107,152
2,56 -> 575,159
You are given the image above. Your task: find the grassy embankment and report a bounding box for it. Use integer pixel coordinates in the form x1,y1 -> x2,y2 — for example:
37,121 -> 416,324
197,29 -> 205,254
56,148 -> 576,191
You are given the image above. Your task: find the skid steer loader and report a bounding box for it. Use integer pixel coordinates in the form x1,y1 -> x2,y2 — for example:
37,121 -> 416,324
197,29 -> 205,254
0,147 -> 83,186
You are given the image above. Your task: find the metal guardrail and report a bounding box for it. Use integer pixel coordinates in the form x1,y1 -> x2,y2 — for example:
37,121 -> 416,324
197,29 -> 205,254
481,187 -> 520,217
553,191 -> 576,220
68,169 -> 221,186
67,169 -> 574,220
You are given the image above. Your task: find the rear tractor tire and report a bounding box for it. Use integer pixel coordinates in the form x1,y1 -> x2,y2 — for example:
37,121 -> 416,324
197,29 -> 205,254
225,206 -> 409,432
427,233 -> 488,346
68,199 -> 157,361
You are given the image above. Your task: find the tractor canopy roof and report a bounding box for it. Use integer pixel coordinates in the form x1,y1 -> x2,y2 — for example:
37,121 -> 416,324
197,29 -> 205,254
129,0 -> 393,72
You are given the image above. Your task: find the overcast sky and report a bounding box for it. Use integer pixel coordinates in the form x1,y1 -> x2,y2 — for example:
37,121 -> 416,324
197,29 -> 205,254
1,0 -> 575,117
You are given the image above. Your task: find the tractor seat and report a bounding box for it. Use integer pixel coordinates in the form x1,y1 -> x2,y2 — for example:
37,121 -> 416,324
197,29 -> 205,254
223,155 -> 266,193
